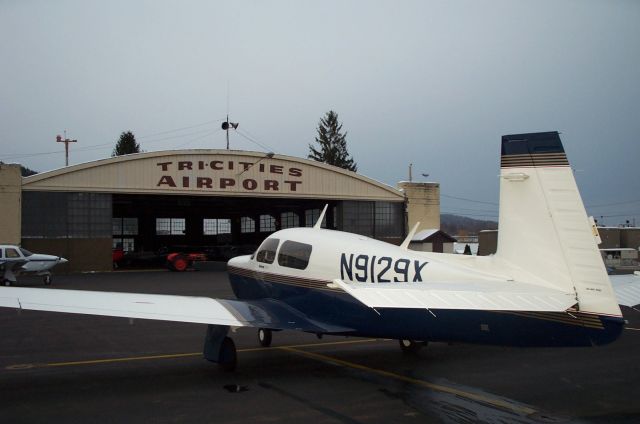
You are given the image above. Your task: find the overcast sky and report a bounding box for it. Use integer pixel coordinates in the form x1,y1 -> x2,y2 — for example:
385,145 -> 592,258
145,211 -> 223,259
1,0 -> 638,225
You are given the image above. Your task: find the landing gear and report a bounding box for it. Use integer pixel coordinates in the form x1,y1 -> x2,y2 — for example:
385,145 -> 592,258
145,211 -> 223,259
43,275 -> 52,285
399,339 -> 426,354
203,325 -> 237,372
218,337 -> 237,372
258,328 -> 272,347
2,279 -> 10,287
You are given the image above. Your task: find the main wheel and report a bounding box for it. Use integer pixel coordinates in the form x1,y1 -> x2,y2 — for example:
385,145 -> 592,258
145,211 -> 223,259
43,275 -> 52,285
218,337 -> 237,372
2,279 -> 10,287
258,328 -> 272,347
399,339 -> 422,354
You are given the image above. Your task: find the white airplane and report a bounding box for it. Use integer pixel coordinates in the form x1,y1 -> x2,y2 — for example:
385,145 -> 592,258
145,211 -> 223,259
0,245 -> 68,286
0,131 -> 637,371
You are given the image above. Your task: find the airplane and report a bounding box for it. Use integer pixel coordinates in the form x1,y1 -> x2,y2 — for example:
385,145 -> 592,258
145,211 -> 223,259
0,131 -> 638,371
0,245 -> 68,286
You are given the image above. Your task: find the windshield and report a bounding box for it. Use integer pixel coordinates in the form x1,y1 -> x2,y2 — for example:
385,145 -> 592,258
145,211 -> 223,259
19,248 -> 34,257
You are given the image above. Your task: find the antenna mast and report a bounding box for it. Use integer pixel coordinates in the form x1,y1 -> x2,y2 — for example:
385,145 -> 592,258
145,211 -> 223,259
221,116 -> 239,150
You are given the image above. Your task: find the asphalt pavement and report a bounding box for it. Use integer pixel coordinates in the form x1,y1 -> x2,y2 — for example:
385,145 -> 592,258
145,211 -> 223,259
1,270 -> 638,423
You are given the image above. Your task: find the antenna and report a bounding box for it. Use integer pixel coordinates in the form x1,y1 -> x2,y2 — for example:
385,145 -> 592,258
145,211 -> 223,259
56,130 -> 77,166
314,204 -> 329,229
222,116 -> 239,149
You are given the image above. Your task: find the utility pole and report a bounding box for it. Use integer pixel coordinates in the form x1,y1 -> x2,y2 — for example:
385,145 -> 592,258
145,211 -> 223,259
56,131 -> 77,166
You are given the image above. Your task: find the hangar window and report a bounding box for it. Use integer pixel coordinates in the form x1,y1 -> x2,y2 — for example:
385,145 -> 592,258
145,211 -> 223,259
278,240 -> 312,270
256,238 -> 279,264
203,219 -> 231,235
112,218 -> 138,236
113,238 -> 135,252
241,217 -> 255,233
156,218 -> 185,235
260,214 -> 276,232
280,212 -> 299,229
305,209 -> 326,227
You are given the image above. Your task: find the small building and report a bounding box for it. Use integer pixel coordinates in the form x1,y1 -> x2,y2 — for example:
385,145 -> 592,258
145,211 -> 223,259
409,229 -> 457,253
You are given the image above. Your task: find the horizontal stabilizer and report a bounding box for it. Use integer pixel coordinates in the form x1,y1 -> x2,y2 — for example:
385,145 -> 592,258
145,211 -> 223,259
332,279 -> 577,312
610,273 -> 640,307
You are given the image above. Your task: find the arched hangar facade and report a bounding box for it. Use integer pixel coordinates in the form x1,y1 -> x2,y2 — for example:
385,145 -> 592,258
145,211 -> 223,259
10,150 -> 419,272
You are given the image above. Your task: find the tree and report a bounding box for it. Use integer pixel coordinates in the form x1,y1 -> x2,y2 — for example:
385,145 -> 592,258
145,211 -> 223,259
308,111 -> 357,172
20,165 -> 38,176
0,161 -> 37,176
112,131 -> 141,156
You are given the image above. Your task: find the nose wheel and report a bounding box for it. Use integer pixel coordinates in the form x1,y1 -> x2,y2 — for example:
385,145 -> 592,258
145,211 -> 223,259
258,328 -> 272,347
399,339 -> 425,354
43,275 -> 52,285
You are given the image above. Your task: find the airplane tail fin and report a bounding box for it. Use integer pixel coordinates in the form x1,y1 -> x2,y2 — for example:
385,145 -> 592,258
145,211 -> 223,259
495,132 -> 621,317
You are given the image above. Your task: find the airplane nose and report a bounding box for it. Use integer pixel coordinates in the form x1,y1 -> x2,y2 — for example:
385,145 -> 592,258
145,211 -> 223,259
59,257 -> 68,264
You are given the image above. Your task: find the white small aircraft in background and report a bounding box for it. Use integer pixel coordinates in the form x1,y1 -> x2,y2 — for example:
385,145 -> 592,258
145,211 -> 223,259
0,131 -> 638,371
0,245 -> 68,286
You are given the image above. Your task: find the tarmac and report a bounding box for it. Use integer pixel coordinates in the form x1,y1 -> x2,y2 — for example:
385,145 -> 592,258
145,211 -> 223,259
1,270 -> 639,423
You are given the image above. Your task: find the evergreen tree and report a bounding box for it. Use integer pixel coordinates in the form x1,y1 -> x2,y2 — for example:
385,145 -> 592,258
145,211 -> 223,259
0,161 -> 37,176
20,165 -> 38,176
112,131 -> 141,156
308,111 -> 357,172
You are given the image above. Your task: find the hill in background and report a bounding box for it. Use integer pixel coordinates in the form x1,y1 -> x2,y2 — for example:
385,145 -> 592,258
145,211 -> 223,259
441,214 -> 498,236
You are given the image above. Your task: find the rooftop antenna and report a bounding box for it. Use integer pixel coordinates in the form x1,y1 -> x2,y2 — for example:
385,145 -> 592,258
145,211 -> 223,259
56,130 -> 77,167
222,116 -> 239,150
222,81 -> 238,149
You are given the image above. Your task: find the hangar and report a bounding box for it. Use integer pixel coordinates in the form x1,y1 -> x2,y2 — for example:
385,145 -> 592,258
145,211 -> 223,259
0,150 -> 440,272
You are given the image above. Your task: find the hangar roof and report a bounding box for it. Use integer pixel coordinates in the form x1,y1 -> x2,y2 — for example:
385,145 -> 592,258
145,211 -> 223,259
22,149 -> 404,202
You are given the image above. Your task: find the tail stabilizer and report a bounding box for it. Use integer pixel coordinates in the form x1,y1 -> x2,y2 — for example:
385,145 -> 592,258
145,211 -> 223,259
496,132 -> 621,317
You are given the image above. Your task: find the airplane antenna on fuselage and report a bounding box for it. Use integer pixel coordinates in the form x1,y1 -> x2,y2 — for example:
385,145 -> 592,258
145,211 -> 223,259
400,221 -> 421,250
314,204 -> 329,229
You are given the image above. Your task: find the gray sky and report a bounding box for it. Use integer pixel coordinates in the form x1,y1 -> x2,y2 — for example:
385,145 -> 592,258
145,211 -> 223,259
1,0 -> 639,225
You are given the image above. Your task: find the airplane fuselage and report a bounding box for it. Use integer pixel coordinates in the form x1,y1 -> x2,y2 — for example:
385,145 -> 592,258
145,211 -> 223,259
227,228 -> 625,348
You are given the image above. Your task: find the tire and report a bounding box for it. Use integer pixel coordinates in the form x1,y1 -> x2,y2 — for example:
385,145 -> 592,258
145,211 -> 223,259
258,328 -> 272,347
3,280 -> 10,287
43,275 -> 52,285
399,339 -> 422,354
218,337 -> 237,372
172,256 -> 189,272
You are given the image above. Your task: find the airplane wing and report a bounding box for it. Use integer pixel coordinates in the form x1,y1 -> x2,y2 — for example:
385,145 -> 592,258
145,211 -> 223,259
331,279 -> 577,312
609,273 -> 640,307
1,259 -> 29,282
0,287 -> 353,333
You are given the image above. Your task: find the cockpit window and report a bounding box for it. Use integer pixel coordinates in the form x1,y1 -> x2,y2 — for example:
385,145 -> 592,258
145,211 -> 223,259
6,248 -> 20,258
19,248 -> 33,257
278,240 -> 312,270
256,238 -> 279,264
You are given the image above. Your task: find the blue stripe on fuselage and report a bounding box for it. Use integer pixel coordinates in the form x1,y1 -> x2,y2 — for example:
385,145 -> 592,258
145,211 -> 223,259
228,270 -> 624,347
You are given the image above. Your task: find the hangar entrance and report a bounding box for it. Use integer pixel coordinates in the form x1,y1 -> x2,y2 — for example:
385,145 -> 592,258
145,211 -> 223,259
112,194 -> 334,263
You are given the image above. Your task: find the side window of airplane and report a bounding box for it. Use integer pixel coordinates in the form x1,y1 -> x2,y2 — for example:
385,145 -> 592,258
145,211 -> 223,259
256,238 -> 280,264
6,248 -> 20,258
278,240 -> 313,270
